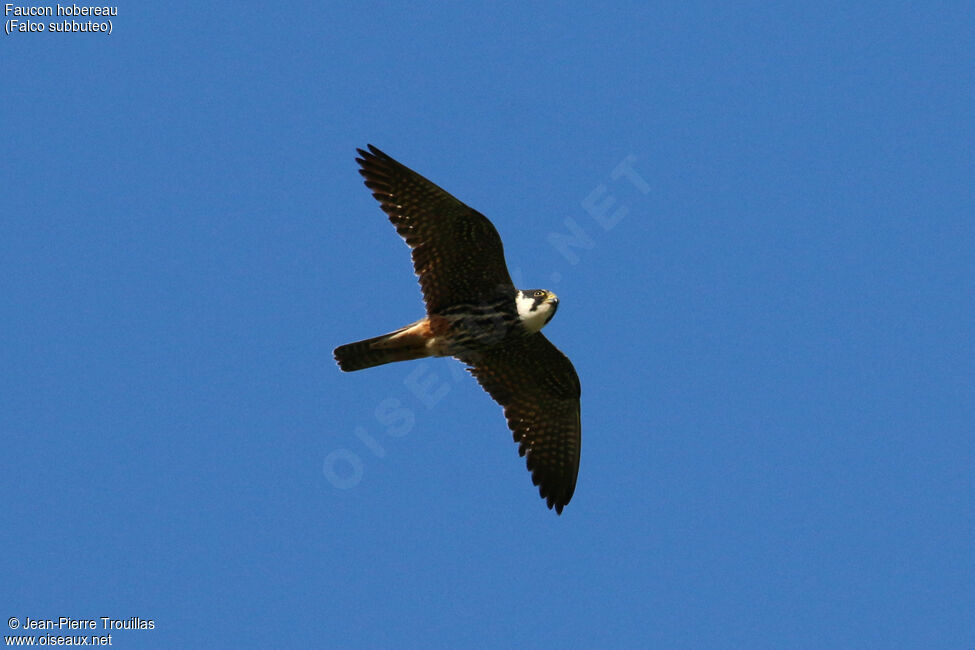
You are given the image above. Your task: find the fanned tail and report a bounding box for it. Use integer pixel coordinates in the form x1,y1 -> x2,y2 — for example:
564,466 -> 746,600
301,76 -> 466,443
333,320 -> 431,372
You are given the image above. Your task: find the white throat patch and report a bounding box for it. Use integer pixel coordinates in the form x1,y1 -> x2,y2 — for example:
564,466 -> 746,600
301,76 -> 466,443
516,291 -> 558,334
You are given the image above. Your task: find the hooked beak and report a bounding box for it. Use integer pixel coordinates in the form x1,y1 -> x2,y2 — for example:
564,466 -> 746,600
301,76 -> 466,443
545,294 -> 559,321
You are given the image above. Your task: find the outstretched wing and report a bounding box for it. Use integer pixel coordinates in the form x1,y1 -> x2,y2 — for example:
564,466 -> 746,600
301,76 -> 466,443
464,334 -> 581,514
356,145 -> 514,314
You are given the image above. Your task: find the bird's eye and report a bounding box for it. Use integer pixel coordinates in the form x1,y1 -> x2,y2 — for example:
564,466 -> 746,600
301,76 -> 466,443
534,290 -> 545,297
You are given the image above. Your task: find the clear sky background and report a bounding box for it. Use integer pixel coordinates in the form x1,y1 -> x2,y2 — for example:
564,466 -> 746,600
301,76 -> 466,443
2,3 -> 973,648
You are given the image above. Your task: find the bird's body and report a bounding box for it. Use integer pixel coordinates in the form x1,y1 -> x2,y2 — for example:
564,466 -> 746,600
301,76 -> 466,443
335,288 -> 557,370
334,146 -> 581,513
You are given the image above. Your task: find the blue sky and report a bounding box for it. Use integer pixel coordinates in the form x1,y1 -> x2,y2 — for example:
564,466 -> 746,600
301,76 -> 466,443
3,3 -> 973,648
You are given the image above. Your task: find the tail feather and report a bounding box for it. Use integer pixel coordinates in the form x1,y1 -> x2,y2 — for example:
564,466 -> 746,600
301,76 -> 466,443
334,321 -> 431,372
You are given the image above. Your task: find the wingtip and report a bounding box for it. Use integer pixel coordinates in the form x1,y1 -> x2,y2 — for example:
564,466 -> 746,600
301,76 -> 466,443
357,144 -> 386,161
540,485 -> 569,515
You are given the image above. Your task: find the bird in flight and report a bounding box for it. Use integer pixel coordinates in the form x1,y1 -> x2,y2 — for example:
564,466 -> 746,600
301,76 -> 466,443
334,146 -> 581,514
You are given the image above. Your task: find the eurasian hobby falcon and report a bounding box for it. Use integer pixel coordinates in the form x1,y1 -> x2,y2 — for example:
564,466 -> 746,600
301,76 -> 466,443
334,145 -> 581,513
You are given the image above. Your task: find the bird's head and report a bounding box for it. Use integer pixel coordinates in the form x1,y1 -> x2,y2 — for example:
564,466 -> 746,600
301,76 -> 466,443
516,289 -> 560,333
